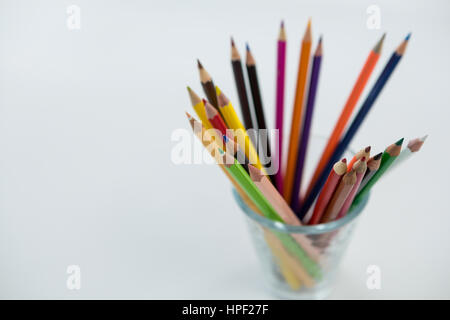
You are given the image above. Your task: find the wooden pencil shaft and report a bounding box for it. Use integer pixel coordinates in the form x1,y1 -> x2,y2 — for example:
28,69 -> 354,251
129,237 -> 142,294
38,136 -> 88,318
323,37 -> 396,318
337,159 -> 367,218
232,60 -> 254,131
291,47 -> 322,212
283,25 -> 312,203
202,81 -> 220,111
307,159 -> 347,225
320,170 -> 356,223
275,36 -> 287,193
246,65 -> 272,158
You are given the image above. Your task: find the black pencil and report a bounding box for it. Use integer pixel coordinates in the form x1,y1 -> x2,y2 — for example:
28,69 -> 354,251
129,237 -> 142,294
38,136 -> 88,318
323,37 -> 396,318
246,43 -> 272,180
231,38 -> 254,131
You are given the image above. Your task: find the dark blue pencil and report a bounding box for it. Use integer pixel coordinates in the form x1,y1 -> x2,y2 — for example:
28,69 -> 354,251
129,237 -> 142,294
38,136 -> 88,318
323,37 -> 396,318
298,34 -> 411,219
291,37 -> 323,213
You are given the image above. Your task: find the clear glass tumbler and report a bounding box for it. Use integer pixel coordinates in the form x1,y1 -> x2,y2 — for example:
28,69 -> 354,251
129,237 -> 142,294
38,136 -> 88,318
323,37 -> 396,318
233,136 -> 369,299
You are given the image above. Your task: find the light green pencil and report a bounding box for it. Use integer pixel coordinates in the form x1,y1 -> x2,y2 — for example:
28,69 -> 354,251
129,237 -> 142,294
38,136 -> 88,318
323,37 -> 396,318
219,149 -> 322,279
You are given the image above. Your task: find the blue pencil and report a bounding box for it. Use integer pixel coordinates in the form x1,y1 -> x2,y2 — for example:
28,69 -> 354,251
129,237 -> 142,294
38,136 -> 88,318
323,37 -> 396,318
299,34 -> 411,219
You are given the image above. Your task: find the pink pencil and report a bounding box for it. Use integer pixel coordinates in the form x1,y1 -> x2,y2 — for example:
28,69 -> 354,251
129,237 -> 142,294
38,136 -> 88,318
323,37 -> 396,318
337,157 -> 367,219
275,21 -> 287,193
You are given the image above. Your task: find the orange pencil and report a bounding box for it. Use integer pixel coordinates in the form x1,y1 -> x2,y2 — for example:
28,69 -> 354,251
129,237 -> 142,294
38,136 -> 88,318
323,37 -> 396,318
306,34 -> 385,196
284,20 -> 312,203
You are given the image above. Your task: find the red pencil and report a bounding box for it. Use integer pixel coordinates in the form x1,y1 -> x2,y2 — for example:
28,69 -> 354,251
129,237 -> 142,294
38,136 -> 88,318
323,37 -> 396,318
204,99 -> 229,137
307,158 -> 347,225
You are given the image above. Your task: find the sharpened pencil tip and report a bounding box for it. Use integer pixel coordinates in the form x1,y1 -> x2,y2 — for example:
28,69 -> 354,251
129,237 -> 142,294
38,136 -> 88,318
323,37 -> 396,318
307,18 -> 311,28
421,134 -> 428,141
365,146 -> 371,153
197,59 -> 203,69
361,157 -> 366,162
281,20 -> 284,28
231,37 -> 235,46
185,111 -> 193,119
246,42 -> 250,51
405,32 -> 411,41
341,158 -> 347,163
373,33 -> 386,54
373,152 -> 382,160
395,138 -> 404,146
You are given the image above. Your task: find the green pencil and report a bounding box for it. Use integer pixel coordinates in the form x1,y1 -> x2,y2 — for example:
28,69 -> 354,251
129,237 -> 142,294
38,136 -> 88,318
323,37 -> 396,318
220,149 -> 322,279
351,138 -> 404,208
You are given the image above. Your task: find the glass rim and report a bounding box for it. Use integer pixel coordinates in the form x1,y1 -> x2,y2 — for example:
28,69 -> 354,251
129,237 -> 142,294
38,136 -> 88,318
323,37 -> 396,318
232,188 -> 369,234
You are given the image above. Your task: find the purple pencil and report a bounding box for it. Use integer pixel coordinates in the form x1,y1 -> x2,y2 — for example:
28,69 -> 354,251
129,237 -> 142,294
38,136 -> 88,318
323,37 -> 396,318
291,37 -> 323,212
274,21 -> 287,194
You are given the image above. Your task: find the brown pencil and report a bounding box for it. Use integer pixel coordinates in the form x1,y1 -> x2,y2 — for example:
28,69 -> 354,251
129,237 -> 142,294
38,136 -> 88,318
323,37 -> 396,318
320,169 -> 357,223
197,60 -> 220,113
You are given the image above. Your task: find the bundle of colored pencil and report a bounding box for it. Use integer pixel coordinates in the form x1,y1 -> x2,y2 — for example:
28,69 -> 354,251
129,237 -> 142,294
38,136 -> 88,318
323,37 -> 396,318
184,20 -> 426,288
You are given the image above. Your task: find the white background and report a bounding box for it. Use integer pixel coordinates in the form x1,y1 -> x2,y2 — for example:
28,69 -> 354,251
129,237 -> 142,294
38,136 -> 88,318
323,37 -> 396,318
1,0 -> 449,299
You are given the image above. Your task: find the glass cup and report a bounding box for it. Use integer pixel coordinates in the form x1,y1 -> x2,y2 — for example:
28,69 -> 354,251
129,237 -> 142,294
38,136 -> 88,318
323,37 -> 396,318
232,136 -> 369,299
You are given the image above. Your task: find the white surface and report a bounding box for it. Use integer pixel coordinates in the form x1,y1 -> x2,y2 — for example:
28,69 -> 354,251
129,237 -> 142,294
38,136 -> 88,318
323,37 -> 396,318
1,0 -> 449,299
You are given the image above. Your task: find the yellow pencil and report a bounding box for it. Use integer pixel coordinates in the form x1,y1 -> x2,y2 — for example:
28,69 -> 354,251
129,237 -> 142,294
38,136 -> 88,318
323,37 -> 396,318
187,87 -> 212,129
216,86 -> 268,175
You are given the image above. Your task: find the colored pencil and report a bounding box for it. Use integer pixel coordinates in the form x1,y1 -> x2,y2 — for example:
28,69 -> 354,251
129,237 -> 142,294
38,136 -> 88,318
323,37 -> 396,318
337,157 -> 367,218
186,112 -> 220,157
187,86 -> 212,129
274,21 -> 287,193
187,113 -> 302,288
248,164 -> 321,263
264,231 -> 315,288
284,20 -> 312,203
352,138 -> 404,207
307,159 -> 347,225
216,87 -> 266,173
197,60 -> 220,113
300,34 -> 410,217
246,44 -> 272,172
348,146 -> 371,171
389,135 -> 427,170
231,38 -> 254,131
204,99 -> 230,138
224,134 -> 250,172
358,152 -> 382,191
221,150 -> 321,279
306,34 -> 385,197
320,169 -> 357,223
291,37 -> 323,212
